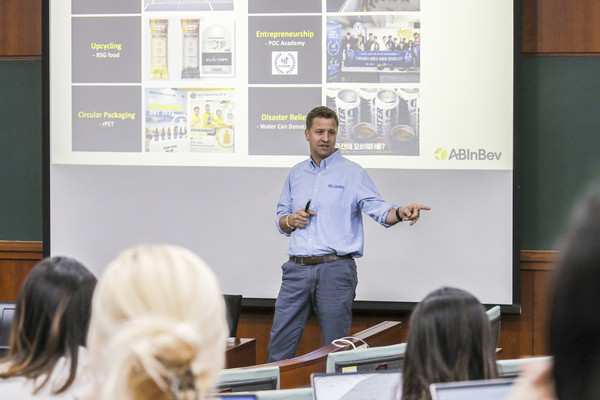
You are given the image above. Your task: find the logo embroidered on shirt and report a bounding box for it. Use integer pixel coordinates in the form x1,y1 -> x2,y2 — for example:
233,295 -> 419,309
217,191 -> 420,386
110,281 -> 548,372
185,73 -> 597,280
328,184 -> 345,189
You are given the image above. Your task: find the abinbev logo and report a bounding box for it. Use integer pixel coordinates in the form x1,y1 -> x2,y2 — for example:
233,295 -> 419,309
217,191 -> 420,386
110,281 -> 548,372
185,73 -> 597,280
435,147 -> 502,161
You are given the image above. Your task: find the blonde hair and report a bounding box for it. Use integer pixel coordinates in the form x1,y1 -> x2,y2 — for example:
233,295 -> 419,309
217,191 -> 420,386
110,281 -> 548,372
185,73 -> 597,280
87,245 -> 227,400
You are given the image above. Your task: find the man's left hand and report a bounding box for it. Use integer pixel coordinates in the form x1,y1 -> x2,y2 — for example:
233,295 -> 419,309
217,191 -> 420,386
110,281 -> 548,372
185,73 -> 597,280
399,204 -> 431,226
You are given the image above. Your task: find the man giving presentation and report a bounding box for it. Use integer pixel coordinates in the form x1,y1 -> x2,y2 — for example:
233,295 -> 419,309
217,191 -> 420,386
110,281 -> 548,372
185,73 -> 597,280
268,106 -> 430,362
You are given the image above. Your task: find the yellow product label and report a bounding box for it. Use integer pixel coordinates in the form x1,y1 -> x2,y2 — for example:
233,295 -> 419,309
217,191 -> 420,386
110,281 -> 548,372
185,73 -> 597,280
150,19 -> 169,79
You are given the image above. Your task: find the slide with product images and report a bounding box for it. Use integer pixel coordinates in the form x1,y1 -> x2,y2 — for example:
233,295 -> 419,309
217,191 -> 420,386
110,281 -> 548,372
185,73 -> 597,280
53,0 -> 512,171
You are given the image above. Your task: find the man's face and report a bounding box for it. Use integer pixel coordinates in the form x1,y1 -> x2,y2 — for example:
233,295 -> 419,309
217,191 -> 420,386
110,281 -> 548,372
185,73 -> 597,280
205,104 -> 210,112
305,117 -> 337,165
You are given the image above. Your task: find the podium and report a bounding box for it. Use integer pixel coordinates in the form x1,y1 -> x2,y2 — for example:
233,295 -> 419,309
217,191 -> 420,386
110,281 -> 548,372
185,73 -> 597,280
226,338 -> 256,368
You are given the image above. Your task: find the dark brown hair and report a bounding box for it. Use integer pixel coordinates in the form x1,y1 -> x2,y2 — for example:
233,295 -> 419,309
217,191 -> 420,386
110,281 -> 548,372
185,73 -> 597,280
0,256 -> 96,394
401,287 -> 498,400
550,182 -> 600,400
305,106 -> 339,130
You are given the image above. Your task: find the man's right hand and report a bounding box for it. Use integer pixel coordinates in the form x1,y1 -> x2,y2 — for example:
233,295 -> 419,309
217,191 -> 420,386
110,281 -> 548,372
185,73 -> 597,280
289,209 -> 315,229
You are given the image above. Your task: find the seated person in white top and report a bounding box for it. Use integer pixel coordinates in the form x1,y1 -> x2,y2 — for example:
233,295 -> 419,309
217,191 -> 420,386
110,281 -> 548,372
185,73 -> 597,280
0,256 -> 97,398
84,244 -> 228,400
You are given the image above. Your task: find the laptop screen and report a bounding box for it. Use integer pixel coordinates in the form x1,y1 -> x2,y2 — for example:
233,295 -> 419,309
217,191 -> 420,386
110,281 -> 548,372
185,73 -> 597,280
312,371 -> 401,400
430,378 -> 515,400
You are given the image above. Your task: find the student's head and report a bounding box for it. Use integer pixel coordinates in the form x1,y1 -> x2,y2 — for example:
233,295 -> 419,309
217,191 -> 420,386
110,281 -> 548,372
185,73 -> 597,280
87,244 -> 227,400
205,104 -> 211,112
194,106 -> 200,114
402,287 -> 498,400
549,182 -> 600,400
216,109 -> 223,118
0,256 -> 96,394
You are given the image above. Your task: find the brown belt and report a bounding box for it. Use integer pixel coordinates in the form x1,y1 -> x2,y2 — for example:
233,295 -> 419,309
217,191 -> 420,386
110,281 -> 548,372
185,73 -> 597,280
289,254 -> 353,266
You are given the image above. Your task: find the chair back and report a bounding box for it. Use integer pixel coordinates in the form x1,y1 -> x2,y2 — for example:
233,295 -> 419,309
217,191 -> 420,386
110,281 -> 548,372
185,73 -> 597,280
497,356 -> 553,378
255,387 -> 312,399
325,343 -> 407,373
224,294 -> 243,338
217,366 -> 280,393
0,301 -> 16,356
486,305 -> 501,348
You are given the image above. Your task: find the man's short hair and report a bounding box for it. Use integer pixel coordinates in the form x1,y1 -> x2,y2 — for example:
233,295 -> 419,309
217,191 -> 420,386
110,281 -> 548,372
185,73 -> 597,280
306,106 -> 339,130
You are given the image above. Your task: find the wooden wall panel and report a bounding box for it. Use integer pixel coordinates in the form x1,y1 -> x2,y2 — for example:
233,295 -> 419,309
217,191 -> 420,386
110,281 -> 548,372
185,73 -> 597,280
497,270 -> 534,359
237,308 -> 275,365
532,270 -> 553,355
0,243 -> 559,363
525,251 -> 557,355
522,0 -> 600,54
0,241 -> 43,300
0,0 -> 42,57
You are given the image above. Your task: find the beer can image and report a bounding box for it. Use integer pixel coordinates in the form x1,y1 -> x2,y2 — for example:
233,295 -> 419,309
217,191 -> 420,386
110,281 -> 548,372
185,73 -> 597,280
325,87 -> 340,111
398,88 -> 419,134
359,88 -> 378,126
351,122 -> 377,143
389,124 -> 418,155
336,89 -> 360,138
375,89 -> 399,137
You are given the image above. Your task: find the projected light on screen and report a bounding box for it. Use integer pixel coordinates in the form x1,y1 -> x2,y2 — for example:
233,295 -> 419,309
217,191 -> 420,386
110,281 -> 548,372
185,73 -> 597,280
47,0 -> 518,308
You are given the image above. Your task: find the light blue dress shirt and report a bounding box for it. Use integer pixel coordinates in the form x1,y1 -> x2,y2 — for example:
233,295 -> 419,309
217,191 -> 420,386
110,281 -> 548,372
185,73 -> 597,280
276,149 -> 397,258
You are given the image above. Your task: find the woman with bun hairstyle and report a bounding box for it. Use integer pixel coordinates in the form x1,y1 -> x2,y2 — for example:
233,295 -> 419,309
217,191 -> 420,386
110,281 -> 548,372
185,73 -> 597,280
85,244 -> 228,400
0,256 -> 97,398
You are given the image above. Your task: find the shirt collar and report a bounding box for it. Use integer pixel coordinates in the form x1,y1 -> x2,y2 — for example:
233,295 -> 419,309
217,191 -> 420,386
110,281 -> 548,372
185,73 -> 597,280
309,149 -> 341,170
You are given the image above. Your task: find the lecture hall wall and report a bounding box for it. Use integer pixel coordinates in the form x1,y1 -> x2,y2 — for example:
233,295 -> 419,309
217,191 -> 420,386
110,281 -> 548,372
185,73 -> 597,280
2,0 -> 600,363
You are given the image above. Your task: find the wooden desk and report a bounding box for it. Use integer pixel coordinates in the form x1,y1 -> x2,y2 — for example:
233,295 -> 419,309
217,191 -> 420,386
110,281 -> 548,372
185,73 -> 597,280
226,338 -> 256,368
240,321 -> 402,389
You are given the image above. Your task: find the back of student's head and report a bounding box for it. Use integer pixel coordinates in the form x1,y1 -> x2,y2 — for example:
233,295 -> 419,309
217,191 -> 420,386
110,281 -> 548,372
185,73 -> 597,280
88,244 -> 228,400
0,256 -> 97,394
549,183 -> 600,400
401,287 -> 497,400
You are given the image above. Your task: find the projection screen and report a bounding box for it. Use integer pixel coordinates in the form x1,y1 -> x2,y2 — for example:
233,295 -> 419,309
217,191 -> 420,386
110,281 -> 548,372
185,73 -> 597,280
46,0 -> 519,309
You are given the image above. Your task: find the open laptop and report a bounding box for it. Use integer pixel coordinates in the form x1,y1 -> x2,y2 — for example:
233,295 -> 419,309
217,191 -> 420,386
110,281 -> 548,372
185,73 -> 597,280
312,371 -> 401,400
430,378 -> 515,400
